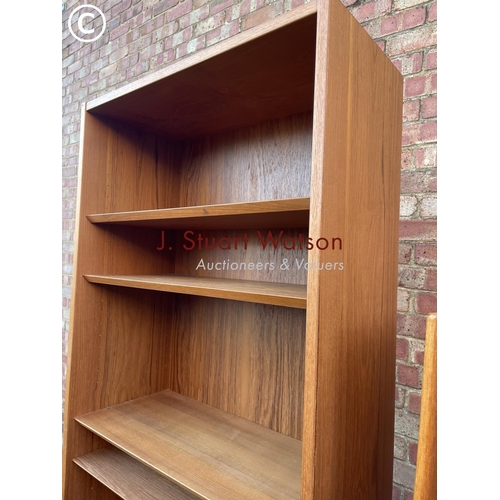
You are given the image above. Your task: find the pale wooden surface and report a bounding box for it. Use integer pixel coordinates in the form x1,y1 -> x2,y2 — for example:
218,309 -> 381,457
413,313 -> 437,500
76,390 -> 302,500
88,197 -> 310,230
74,447 -> 197,500
84,274 -> 307,309
301,0 -> 403,498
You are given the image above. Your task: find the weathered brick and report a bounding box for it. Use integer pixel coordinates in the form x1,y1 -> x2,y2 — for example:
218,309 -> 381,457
395,409 -> 420,440
400,195 -> 418,216
408,392 -> 421,414
403,8 -> 426,30
422,95 -> 437,118
393,485 -> 403,500
210,0 -> 235,15
168,0 -> 194,21
402,120 -> 437,145
242,3 -> 283,31
397,313 -> 427,339
396,337 -> 409,361
428,1 -> 437,22
403,99 -> 420,122
415,292 -> 437,314
398,288 -> 411,312
399,267 -> 426,289
425,48 -> 437,69
397,363 -> 421,388
153,0 -> 179,16
414,244 -> 437,266
399,243 -> 413,264
396,385 -> 407,409
402,148 -> 413,170
408,441 -> 418,465
420,195 -> 437,218
387,23 -> 437,56
206,20 -> 240,46
394,435 -> 407,460
404,490 -> 414,500
401,170 -> 437,194
194,12 -> 225,36
400,220 -> 436,241
393,460 -> 416,489
414,145 -> 437,169
394,0 -> 427,10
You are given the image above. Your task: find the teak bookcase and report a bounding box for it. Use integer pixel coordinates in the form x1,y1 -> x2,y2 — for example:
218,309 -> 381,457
62,1 -> 403,499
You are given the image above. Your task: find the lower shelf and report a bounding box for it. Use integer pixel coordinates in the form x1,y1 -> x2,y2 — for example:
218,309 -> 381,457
75,390 -> 302,500
74,447 -> 197,500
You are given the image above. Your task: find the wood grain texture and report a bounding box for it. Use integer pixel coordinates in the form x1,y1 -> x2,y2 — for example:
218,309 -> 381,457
87,197 -> 310,230
87,6 -> 317,139
84,274 -> 307,309
301,0 -> 403,498
413,313 -> 437,500
74,447 -> 197,500
76,390 -> 302,500
162,295 -> 306,439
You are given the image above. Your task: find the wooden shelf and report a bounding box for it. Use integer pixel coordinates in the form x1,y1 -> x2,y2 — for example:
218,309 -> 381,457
87,197 -> 310,230
75,390 -> 302,500
74,447 -> 197,500
84,274 -> 307,309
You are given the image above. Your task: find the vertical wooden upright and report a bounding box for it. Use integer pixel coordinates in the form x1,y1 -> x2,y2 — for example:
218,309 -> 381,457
302,1 -> 403,498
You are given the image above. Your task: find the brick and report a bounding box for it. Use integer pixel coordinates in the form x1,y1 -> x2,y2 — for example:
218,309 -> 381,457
179,5 -> 209,28
408,441 -> 418,465
381,14 -> 399,36
420,195 -> 437,218
395,385 -> 407,409
400,195 -> 418,216
403,8 -> 426,29
428,1 -> 437,22
404,491 -> 414,500
177,35 -> 205,58
172,26 -> 193,46
127,60 -> 150,79
394,0 -> 427,10
399,267 -> 426,289
403,99 -> 420,122
194,12 -> 225,36
341,0 -> 358,6
399,243 -> 412,264
414,145 -> 437,169
193,0 -> 210,6
411,340 -> 425,364
415,244 -> 437,266
392,52 -> 424,76
401,170 -> 437,194
393,485 -> 403,500
393,459 -> 416,489
426,49 -> 437,70
397,289 -> 410,312
424,268 -> 437,291
210,0 -> 235,15
397,313 -> 427,339
153,0 -> 179,16
402,148 -> 413,170
111,0 -> 132,17
402,120 -> 437,145
394,410 -> 419,440
415,292 -> 437,314
422,95 -> 437,118
404,75 -> 426,98
242,3 -> 283,31
67,59 -> 83,75
168,0 -> 194,21
400,220 -> 436,241
99,62 -> 118,79
109,47 -> 129,64
387,23 -> 437,56
140,16 -> 165,36
408,392 -> 421,414
350,0 -> 392,22
206,20 -> 240,46
396,337 -> 409,361
394,435 -> 407,460
397,363 -> 421,388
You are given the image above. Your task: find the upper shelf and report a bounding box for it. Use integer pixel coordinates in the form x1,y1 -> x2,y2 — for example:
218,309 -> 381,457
86,3 -> 317,139
76,390 -> 302,500
87,197 -> 310,230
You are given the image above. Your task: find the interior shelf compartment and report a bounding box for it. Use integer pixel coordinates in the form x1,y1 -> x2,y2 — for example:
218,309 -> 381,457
75,390 -> 302,500
84,274 -> 307,309
87,197 -> 310,230
74,447 -> 197,500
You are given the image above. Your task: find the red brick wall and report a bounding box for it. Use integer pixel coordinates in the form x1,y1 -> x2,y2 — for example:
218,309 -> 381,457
62,1 -> 437,497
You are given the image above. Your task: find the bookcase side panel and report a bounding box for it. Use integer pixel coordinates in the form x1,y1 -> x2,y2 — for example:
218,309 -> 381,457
302,1 -> 403,498
63,113 -> 176,499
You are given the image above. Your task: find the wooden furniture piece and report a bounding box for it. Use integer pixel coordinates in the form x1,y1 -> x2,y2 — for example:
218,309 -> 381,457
62,0 -> 403,498
414,313 -> 438,500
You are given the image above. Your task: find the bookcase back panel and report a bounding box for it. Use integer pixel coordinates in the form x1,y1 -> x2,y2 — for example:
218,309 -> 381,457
170,228 -> 309,284
176,112 -> 312,206
161,295 -> 306,440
